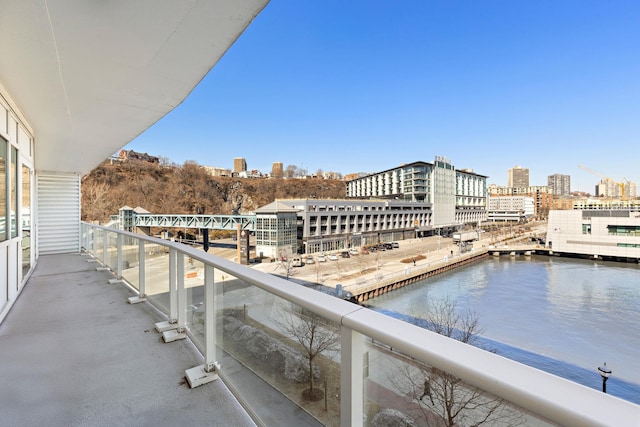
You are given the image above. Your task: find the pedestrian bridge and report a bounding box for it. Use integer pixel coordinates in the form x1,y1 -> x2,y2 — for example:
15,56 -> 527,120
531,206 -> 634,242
134,213 -> 255,231
115,206 -> 256,232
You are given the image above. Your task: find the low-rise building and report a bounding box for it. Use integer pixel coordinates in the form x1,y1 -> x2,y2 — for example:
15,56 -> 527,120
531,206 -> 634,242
255,199 -> 435,255
202,166 -> 231,177
487,196 -> 534,222
488,185 -> 552,220
547,209 -> 640,261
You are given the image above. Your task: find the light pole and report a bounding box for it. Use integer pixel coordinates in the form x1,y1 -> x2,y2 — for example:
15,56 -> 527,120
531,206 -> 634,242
597,362 -> 612,393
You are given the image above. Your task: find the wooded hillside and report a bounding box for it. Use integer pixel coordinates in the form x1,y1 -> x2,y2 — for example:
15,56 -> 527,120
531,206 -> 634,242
81,160 -> 346,223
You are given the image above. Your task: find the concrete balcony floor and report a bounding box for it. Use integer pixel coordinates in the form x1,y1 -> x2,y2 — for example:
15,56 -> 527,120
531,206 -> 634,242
0,253 -> 256,427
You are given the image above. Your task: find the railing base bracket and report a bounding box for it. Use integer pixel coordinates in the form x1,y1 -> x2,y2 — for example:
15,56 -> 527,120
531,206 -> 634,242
155,320 -> 176,332
162,329 -> 186,343
108,278 -> 123,284
185,364 -> 219,388
128,295 -> 147,304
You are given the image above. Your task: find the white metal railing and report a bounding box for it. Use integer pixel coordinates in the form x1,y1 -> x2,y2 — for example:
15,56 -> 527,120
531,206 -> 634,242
81,222 -> 639,427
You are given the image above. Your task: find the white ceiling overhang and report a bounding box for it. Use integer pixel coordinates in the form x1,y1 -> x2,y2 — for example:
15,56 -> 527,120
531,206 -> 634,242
0,0 -> 268,175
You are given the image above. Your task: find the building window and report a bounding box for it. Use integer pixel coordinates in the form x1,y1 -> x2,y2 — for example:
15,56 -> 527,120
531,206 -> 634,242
10,145 -> 17,238
582,224 -> 591,234
608,225 -> 640,236
0,138 -> 6,241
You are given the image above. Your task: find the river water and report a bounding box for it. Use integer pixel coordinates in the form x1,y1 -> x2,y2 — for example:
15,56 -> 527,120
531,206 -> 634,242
365,255 -> 640,405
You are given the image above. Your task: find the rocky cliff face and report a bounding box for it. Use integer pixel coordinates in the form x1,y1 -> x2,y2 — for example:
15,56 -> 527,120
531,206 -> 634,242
81,160 -> 346,222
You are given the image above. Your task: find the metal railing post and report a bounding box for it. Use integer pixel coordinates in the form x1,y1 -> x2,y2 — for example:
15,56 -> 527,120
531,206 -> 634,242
169,248 -> 177,323
160,250 -> 187,342
176,253 -> 186,331
185,263 -> 219,388
340,326 -> 364,427
204,264 -> 217,366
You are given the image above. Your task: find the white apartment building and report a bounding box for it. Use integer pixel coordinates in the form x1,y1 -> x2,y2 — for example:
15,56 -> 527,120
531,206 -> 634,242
487,196 -> 535,222
346,157 -> 487,229
596,178 -> 639,199
547,209 -> 640,261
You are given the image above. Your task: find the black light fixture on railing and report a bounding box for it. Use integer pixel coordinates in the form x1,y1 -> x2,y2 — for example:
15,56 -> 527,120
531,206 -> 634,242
597,362 -> 612,393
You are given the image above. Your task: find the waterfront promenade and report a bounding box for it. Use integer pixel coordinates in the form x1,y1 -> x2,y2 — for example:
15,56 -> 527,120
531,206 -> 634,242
252,229 -> 546,301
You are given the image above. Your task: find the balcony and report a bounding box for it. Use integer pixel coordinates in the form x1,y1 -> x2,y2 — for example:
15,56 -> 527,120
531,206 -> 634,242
1,223 -> 638,427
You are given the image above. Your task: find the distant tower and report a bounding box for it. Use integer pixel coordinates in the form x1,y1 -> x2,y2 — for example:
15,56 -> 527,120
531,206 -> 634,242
233,157 -> 247,173
547,173 -> 571,196
507,166 -> 529,188
271,162 -> 284,178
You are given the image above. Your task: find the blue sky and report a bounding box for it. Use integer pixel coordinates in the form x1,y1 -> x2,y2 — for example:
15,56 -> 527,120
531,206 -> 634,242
125,1 -> 640,193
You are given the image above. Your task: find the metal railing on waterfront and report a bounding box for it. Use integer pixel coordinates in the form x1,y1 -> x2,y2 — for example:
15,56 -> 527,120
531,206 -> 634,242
81,222 -> 639,427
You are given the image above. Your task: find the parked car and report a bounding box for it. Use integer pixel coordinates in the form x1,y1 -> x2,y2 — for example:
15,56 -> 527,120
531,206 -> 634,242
317,254 -> 327,262
340,251 -> 350,258
291,256 -> 303,267
384,243 -> 393,250
349,248 -> 359,255
304,256 -> 315,265
328,254 -> 339,261
392,242 -> 399,248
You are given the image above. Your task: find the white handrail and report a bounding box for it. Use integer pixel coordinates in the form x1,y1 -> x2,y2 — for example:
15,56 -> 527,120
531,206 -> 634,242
82,222 -> 640,427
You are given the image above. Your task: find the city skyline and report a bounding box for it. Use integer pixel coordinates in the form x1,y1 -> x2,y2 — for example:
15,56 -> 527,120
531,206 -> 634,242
124,1 -> 640,192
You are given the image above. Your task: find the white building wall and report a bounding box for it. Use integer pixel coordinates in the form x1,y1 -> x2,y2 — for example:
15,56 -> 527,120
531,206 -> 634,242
547,210 -> 640,259
36,172 -> 81,254
0,86 -> 35,324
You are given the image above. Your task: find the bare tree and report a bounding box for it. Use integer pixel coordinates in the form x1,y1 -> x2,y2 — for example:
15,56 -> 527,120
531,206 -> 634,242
278,248 -> 297,280
81,180 -> 112,222
277,305 -> 339,401
295,167 -> 308,178
391,298 -> 524,427
285,164 -> 298,178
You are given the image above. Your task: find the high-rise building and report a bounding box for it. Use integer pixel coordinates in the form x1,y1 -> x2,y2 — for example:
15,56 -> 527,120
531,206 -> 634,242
271,162 -> 284,178
233,157 -> 247,173
548,173 -> 571,196
507,166 -> 529,188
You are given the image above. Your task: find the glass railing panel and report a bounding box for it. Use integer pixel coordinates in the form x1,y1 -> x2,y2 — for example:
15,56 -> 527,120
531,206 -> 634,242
217,278 -> 341,427
362,340 -> 556,427
106,230 -> 118,270
143,241 -> 171,314
184,257 -> 205,349
121,238 -> 141,292
95,227 -> 104,262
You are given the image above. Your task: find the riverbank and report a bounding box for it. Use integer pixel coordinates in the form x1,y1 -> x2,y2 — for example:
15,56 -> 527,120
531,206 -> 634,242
251,229 -> 547,302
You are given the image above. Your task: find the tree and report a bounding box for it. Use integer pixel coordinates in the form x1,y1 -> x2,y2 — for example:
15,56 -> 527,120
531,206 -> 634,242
279,248 -> 298,280
277,305 -> 339,401
391,298 -> 524,427
285,164 -> 298,178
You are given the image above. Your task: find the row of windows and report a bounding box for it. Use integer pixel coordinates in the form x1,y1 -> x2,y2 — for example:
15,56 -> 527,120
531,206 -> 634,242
607,225 -> 640,236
